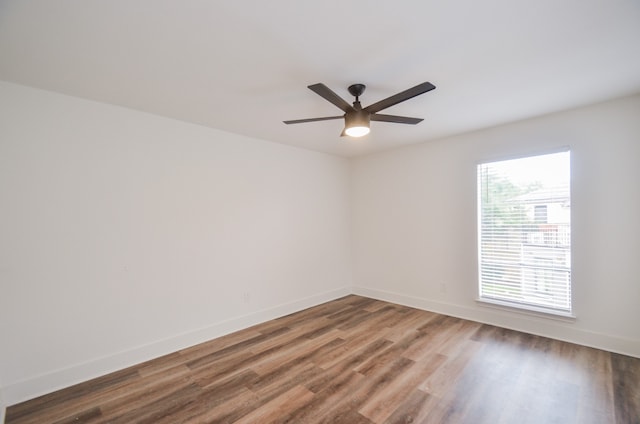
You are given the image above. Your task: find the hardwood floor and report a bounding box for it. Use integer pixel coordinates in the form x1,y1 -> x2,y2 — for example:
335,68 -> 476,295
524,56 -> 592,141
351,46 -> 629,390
6,295 -> 640,423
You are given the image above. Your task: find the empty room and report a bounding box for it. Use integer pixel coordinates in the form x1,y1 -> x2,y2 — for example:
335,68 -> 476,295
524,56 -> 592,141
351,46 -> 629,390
1,1 -> 639,423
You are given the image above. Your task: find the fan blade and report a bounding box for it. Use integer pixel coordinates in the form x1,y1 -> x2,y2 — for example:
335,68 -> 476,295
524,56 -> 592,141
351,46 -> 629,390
308,83 -> 355,113
364,82 -> 436,114
370,114 -> 423,124
283,116 -> 343,125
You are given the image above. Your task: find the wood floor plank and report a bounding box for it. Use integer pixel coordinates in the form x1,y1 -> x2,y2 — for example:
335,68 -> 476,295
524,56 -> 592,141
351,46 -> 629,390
382,389 -> 435,424
306,338 -> 393,394
246,332 -> 345,387
234,384 -> 315,424
359,353 -> 447,422
612,352 -> 640,424
283,369 -> 366,423
311,328 -> 392,370
418,338 -> 482,397
355,329 -> 428,376
185,326 -> 291,370
50,406 -> 102,424
362,299 -> 393,313
6,295 -> 640,424
313,356 -> 416,422
87,365 -> 193,423
186,363 -> 323,423
320,409 -> 375,424
172,327 -> 263,366
414,318 -> 482,359
382,308 -> 436,342
5,367 -> 139,424
103,382 -> 202,424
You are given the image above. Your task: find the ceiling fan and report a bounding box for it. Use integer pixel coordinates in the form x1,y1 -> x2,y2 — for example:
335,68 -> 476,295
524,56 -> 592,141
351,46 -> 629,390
283,82 -> 436,137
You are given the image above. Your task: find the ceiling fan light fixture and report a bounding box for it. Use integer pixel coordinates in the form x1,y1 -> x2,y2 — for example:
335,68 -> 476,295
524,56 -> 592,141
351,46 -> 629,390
344,110 -> 370,137
345,125 -> 370,137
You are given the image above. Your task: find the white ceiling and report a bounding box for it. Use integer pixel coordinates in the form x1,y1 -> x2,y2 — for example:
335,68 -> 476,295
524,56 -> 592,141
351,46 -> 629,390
1,1 -> 639,157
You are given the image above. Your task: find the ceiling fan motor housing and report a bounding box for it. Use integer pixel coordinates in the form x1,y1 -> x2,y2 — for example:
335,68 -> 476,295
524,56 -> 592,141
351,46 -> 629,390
345,109 -> 370,127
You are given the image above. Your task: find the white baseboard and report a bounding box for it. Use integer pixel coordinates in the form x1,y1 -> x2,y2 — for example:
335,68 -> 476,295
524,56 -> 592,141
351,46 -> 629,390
352,286 -> 640,358
2,287 -> 350,407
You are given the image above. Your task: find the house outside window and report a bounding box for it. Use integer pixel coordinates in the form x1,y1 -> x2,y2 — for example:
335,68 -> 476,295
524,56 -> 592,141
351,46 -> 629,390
477,151 -> 571,315
534,205 -> 547,223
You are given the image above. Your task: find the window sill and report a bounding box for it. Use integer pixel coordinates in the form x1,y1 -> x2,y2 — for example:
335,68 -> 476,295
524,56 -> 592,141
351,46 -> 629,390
476,298 -> 576,322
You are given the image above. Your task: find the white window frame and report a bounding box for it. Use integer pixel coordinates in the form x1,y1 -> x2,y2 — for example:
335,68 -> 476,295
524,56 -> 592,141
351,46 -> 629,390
476,150 -> 573,318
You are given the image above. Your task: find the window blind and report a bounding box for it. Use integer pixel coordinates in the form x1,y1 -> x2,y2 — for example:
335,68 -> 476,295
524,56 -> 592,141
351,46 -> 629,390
477,151 -> 571,314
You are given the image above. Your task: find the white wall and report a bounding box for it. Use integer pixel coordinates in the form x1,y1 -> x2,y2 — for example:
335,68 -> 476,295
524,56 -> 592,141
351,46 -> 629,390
0,386 -> 5,424
352,94 -> 640,357
0,81 -> 352,405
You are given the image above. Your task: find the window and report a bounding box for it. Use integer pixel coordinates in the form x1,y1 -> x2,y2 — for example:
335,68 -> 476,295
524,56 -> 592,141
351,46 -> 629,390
477,151 -> 571,315
534,205 -> 547,223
